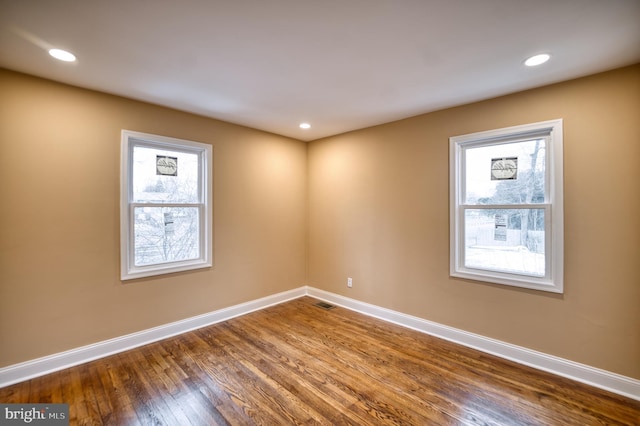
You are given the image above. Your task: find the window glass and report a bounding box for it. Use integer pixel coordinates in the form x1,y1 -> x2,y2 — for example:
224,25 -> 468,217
133,206 -> 201,266
465,139 -> 546,205
132,146 -> 199,204
464,208 -> 545,277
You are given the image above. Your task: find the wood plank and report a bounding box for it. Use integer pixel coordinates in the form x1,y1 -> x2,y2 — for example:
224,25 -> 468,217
1,297 -> 638,425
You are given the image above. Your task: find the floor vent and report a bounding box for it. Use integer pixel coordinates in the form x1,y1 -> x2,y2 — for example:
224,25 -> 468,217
314,301 -> 336,310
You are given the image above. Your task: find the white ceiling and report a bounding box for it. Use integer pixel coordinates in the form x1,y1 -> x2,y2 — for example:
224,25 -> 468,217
1,1 -> 639,141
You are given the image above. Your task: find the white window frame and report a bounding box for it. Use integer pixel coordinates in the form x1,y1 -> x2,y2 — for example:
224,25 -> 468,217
120,130 -> 212,280
449,119 -> 564,293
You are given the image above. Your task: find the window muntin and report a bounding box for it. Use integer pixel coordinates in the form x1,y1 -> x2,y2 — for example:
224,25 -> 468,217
121,130 -> 212,280
450,120 -> 563,293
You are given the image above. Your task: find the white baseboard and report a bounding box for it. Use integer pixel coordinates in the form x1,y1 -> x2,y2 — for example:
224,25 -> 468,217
2,285 -> 638,402
0,287 -> 306,388
306,286 -> 640,401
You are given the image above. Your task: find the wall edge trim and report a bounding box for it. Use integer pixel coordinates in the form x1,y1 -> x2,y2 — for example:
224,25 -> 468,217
0,286 -> 306,388
2,285 -> 638,401
305,286 -> 640,401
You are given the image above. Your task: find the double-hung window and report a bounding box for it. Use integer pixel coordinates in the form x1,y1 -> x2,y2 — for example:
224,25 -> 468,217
450,119 -> 563,292
121,130 -> 212,280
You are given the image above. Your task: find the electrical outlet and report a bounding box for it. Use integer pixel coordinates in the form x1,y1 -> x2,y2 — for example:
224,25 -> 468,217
347,277 -> 353,288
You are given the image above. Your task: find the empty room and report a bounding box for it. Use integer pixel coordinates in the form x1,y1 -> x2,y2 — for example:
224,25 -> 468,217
1,1 -> 639,424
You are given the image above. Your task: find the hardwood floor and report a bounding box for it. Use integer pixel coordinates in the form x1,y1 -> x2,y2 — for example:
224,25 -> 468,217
1,296 -> 638,425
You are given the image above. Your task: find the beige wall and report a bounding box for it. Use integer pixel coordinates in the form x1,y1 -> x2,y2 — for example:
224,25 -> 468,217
308,64 -> 640,379
2,65 -> 639,381
0,69 -> 307,367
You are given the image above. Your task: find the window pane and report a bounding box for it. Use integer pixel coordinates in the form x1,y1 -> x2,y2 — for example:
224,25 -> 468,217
132,146 -> 199,203
464,139 -> 546,205
464,209 -> 545,276
133,207 -> 200,266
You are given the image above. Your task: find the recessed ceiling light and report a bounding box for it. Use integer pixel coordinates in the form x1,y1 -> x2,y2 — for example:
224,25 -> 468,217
299,123 -> 311,129
525,53 -> 550,67
48,48 -> 76,62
